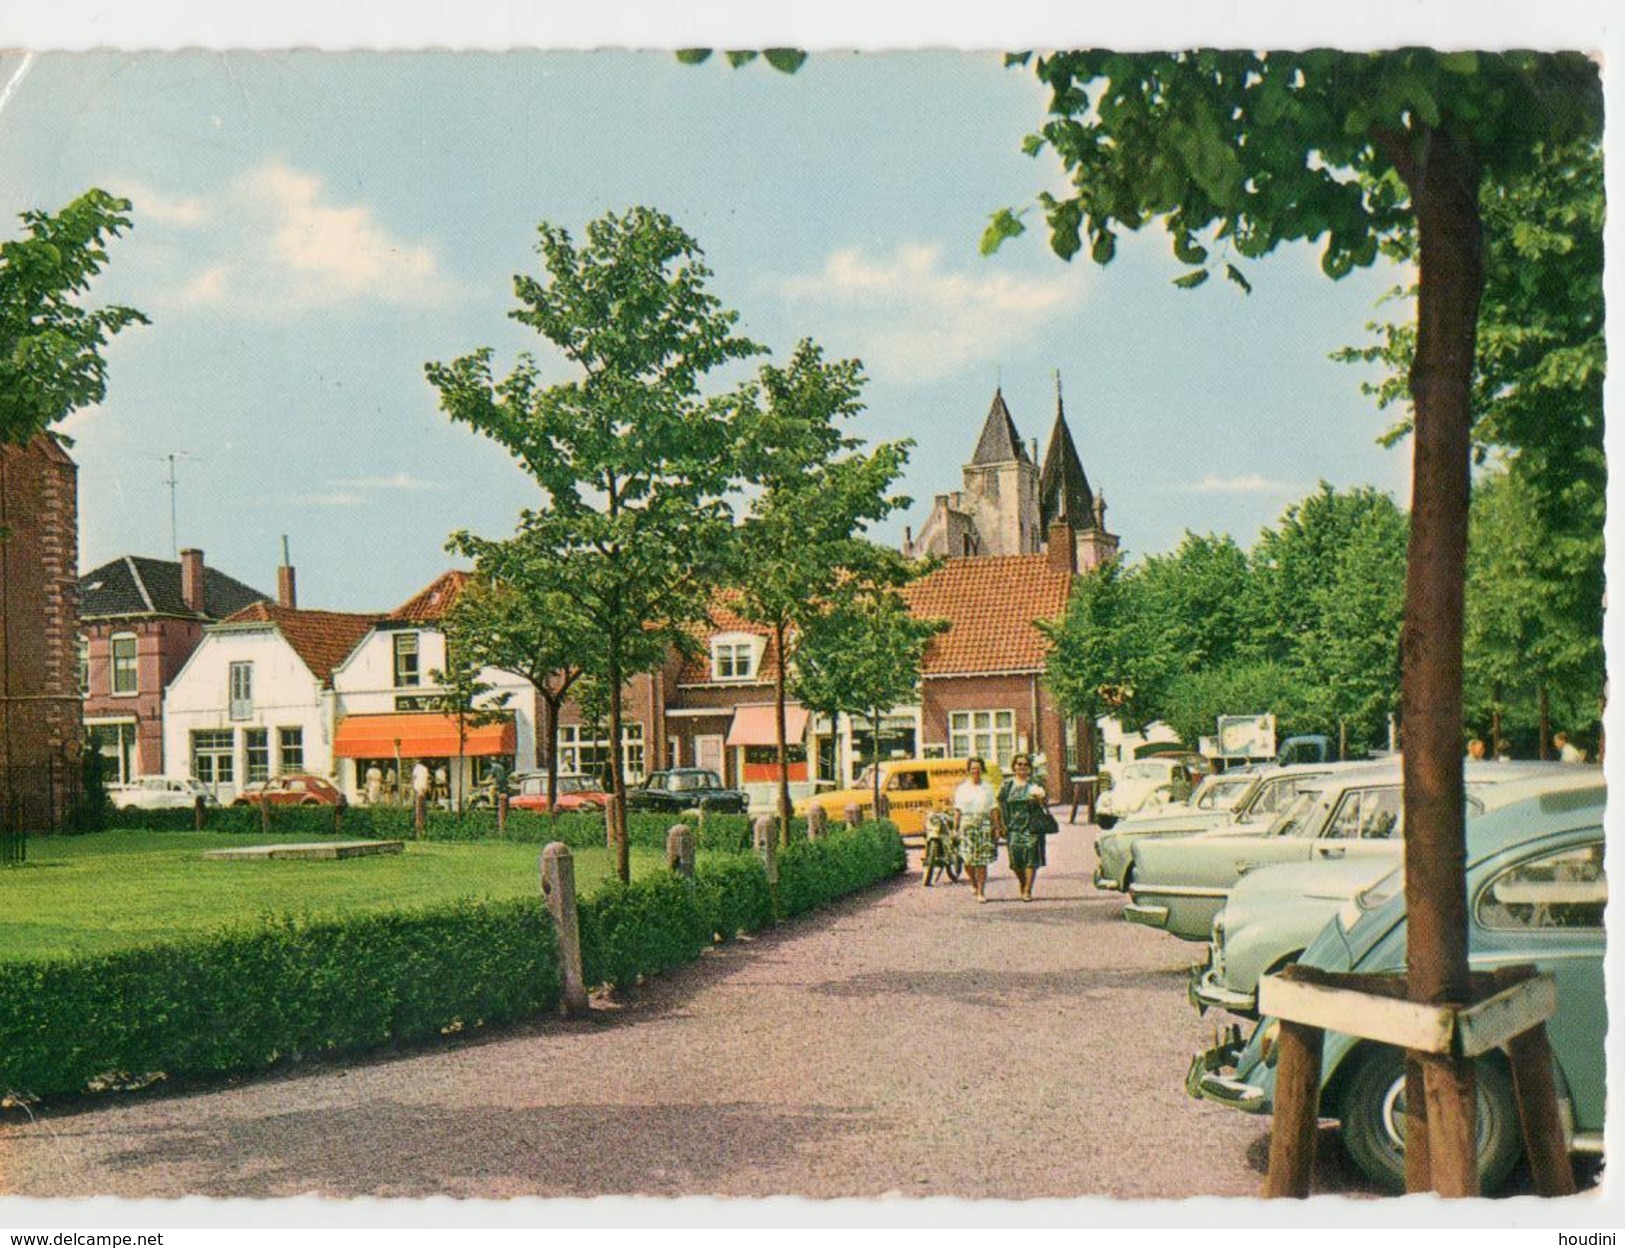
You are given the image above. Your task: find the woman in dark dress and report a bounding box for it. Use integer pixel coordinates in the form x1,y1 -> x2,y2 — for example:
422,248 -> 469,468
999,753 -> 1049,901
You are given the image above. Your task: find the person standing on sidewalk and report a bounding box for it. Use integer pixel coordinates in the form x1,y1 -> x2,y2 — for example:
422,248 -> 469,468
952,756 -> 1002,904
1000,752 -> 1049,902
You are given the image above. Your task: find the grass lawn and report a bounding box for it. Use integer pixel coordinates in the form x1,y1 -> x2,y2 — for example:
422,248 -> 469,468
1,829 -> 663,962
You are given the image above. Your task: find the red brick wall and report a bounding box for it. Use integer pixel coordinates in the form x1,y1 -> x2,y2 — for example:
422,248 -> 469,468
0,436 -> 82,827
920,671 -> 1065,766
82,615 -> 206,775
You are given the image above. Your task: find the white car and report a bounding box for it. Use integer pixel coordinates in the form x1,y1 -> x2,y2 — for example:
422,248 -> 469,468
1095,757 -> 1196,828
110,776 -> 220,810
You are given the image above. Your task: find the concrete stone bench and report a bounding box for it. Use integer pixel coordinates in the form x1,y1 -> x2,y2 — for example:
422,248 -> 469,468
201,840 -> 405,861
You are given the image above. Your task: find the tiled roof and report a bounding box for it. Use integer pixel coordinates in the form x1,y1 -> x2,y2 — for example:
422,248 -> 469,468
80,555 -> 269,620
218,601 -> 377,686
902,554 -> 1073,675
389,570 -> 472,622
970,388 -> 1032,466
677,594 -> 780,685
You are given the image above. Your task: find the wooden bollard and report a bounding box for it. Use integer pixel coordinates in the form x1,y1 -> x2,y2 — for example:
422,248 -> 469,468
414,792 -> 427,838
1262,1020 -> 1324,1198
193,794 -> 206,831
333,792 -> 346,835
843,803 -> 862,829
807,804 -> 827,840
497,792 -> 509,835
540,842 -> 588,1017
260,795 -> 271,836
754,815 -> 778,885
666,823 -> 696,877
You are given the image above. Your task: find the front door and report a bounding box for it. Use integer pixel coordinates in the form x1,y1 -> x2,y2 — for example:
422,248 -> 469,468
696,734 -> 724,779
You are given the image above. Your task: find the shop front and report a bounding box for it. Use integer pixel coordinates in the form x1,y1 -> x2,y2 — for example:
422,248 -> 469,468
332,711 -> 517,806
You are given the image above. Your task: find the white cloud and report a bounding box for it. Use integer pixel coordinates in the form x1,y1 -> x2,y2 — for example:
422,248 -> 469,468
1163,473 -> 1301,495
778,243 -> 1088,383
116,160 -> 460,318
329,473 -> 448,492
275,491 -> 365,508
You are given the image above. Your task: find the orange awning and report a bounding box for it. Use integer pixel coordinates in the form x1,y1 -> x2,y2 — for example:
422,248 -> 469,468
333,712 -> 517,759
726,704 -> 809,747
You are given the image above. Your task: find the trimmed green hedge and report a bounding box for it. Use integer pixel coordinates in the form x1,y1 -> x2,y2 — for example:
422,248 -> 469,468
100,803 -> 792,854
0,822 -> 903,1099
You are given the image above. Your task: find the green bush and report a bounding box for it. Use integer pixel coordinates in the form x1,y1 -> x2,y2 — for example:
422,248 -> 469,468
0,821 -> 901,1099
0,899 -> 560,1100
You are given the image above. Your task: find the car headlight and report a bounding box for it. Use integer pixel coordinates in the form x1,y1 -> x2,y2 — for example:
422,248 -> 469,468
1258,1020 -> 1282,1067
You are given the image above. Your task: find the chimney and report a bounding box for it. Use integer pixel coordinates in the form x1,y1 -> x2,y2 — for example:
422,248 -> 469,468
277,534 -> 297,609
179,548 -> 206,613
1047,521 -> 1076,575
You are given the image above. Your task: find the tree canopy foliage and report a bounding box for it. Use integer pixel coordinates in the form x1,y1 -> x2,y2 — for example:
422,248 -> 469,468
1,188 -> 147,447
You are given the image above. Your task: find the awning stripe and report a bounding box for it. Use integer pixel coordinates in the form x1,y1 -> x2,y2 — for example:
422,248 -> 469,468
725,704 -> 809,747
333,712 -> 516,759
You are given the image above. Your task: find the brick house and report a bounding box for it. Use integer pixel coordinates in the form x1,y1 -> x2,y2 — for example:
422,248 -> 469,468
0,435 -> 81,828
79,548 -> 269,782
163,601 -> 375,800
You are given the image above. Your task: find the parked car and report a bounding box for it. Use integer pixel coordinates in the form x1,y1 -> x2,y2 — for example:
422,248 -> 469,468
1187,780 -> 1606,1192
793,757 -> 1004,838
109,775 -> 220,811
1125,759 -> 1575,941
627,769 -> 750,816
231,773 -> 344,807
1092,762 -> 1336,891
505,771 -> 609,813
1094,758 -> 1190,829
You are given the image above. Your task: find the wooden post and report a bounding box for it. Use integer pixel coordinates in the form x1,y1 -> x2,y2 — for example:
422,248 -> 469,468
1404,1055 -> 1432,1193
414,792 -> 426,838
497,792 -> 508,835
666,823 -> 695,878
1262,1020 -> 1323,1198
843,803 -> 862,829
260,796 -> 270,836
1487,968 -> 1576,1196
333,793 -> 345,836
540,842 -> 588,1017
754,815 -> 778,885
1421,1054 -> 1481,1197
193,794 -> 206,831
807,804 -> 827,841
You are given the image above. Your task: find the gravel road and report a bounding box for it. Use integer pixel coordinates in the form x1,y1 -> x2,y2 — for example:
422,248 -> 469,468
0,817 -> 1381,1199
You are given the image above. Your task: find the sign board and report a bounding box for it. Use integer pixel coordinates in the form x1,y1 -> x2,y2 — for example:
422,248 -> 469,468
1216,714 -> 1276,760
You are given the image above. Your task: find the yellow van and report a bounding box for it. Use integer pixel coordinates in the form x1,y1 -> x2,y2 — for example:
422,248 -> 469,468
795,757 -> 1004,837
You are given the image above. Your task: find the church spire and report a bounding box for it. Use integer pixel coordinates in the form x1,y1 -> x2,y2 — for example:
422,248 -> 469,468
1039,370 -> 1094,528
970,386 -> 1031,465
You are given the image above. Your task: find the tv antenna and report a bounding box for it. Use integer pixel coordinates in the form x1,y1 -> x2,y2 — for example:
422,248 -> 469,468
136,451 -> 203,559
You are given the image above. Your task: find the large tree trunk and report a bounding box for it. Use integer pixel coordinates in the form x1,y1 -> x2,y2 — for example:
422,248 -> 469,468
541,691 -> 561,814
774,619 -> 793,847
608,638 -> 629,883
1397,123 -> 1485,1196
1538,682 -> 1551,759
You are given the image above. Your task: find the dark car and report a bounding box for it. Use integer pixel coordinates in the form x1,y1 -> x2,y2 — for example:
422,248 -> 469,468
626,768 -> 749,815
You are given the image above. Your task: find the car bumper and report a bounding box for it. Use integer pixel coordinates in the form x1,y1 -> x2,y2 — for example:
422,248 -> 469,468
1185,1028 -> 1267,1114
1189,963 -> 1259,1016
1122,902 -> 1169,928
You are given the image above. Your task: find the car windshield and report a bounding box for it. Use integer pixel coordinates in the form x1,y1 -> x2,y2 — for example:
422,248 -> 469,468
1122,762 -> 1172,782
669,773 -> 711,792
1264,788 -> 1322,838
1198,777 -> 1251,809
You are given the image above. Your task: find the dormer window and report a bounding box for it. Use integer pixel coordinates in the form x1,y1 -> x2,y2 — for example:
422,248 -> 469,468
711,633 -> 763,682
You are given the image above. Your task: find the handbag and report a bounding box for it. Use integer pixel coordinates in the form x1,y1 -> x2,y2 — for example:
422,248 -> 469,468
1033,804 -> 1060,838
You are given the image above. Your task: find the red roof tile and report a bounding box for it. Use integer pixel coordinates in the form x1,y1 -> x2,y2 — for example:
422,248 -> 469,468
903,554 -> 1072,675
389,570 -> 472,622
219,601 -> 377,686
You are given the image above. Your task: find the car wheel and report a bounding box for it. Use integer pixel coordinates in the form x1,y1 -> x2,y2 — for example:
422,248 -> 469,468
300,798 -> 320,806
1339,1045 -> 1521,1194
1096,813 -> 1117,830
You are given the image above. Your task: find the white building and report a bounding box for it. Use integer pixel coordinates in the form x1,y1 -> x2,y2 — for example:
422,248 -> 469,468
329,571 -> 537,803
162,601 -> 375,801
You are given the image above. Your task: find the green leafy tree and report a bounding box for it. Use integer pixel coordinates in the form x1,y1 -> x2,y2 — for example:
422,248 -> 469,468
791,589 -> 945,816
2,189 -> 147,447
439,560 -> 587,811
424,647 -> 511,815
1135,532 -> 1257,671
1156,660 -> 1321,749
428,207 -> 762,882
731,339 -> 915,843
989,48 -> 1601,1189
1039,557 -> 1169,734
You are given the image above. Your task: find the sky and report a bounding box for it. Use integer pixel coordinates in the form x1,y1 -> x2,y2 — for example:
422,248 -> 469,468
0,46 -> 1434,612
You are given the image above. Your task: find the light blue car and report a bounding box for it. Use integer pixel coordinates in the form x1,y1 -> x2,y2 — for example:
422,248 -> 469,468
1187,780 -> 1605,1193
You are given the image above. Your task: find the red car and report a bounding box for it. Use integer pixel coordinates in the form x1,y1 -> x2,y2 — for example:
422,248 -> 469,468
507,772 -> 608,813
232,774 -> 344,807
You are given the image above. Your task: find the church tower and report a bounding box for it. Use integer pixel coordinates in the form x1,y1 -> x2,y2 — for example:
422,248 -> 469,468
960,387 -> 1042,556
1038,374 -> 1119,571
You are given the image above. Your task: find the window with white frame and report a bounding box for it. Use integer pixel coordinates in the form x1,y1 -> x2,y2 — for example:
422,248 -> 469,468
559,722 -> 646,783
710,633 -> 761,681
948,710 -> 1018,769
393,632 -> 421,688
228,661 -> 254,721
110,633 -> 138,695
244,728 -> 271,783
191,729 -> 234,787
278,727 -> 304,773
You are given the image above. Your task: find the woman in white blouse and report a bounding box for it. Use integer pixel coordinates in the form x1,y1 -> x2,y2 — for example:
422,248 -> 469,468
952,756 -> 1003,903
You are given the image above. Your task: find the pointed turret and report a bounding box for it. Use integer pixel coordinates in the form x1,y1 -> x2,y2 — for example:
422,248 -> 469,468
1039,373 -> 1094,528
970,387 -> 1031,465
